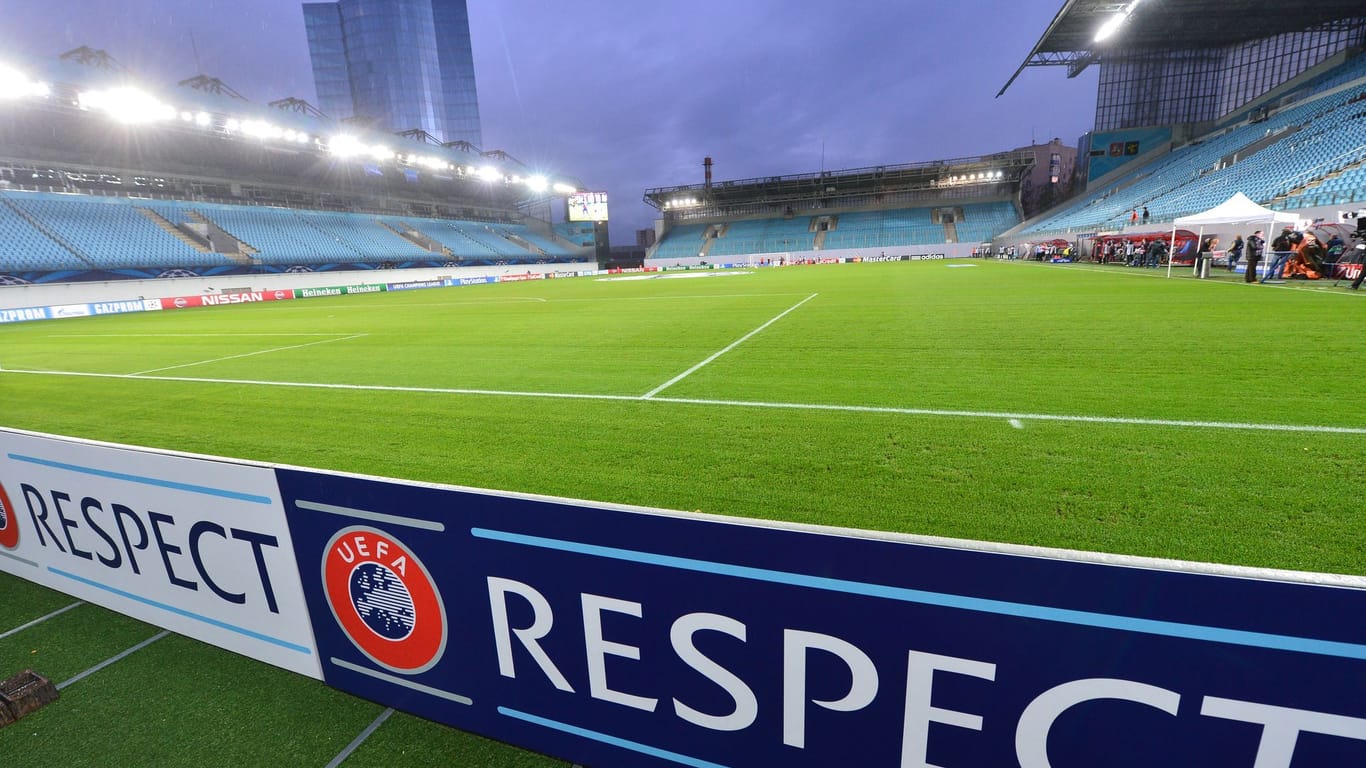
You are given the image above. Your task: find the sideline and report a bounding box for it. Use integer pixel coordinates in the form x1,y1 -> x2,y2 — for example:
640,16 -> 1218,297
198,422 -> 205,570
2,367 -> 1363,435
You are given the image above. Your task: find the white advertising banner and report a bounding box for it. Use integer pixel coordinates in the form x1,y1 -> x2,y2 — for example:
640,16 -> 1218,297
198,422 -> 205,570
0,429 -> 320,678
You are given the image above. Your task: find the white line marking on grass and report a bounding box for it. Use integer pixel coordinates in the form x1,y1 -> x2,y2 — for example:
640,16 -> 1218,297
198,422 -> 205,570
3,367 -> 1365,435
127,334 -> 368,376
49,333 -> 361,338
325,707 -> 394,768
640,293 -> 819,399
57,630 -> 170,690
0,601 -> 83,641
552,292 -> 811,303
651,395 -> 1366,435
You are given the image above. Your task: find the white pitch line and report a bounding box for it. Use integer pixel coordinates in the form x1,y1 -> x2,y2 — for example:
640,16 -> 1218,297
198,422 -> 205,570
127,334 -> 368,376
640,292 -> 819,399
0,601 -> 83,641
58,630 -> 170,690
50,333 -> 362,338
324,707 -> 394,768
4,366 -> 1362,436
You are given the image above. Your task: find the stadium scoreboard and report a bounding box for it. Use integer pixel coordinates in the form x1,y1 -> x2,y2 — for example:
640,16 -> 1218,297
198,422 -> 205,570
567,191 -> 608,222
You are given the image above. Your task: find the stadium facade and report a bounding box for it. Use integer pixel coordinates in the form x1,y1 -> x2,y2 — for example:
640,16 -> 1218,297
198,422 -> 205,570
0,51 -> 593,287
303,0 -> 483,146
643,2 -> 1366,271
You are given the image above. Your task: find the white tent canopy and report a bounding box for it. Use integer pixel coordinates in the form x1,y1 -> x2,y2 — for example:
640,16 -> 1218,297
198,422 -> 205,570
1173,192 -> 1299,228
1167,193 -> 1301,278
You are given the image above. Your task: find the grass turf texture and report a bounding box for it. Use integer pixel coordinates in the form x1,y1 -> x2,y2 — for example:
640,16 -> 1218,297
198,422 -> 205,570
1,259 -> 1363,764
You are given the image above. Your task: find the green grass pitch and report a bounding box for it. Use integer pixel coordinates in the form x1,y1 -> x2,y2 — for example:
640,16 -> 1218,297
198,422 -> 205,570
1,259 -> 1362,765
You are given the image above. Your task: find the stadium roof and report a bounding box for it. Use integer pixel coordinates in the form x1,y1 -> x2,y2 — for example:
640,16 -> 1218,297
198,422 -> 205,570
1000,0 -> 1366,96
644,151 -> 1036,213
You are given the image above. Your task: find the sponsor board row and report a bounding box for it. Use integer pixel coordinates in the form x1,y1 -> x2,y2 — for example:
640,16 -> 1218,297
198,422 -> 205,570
0,274 -> 580,325
1,428 -> 1363,767
1,258 -> 966,326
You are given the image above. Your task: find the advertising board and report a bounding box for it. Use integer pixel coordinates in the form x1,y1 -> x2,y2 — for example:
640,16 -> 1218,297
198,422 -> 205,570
2,427 -> 1363,766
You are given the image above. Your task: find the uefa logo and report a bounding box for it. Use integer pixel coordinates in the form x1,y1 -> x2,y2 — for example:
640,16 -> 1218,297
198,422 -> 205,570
322,526 -> 446,674
0,481 -> 18,549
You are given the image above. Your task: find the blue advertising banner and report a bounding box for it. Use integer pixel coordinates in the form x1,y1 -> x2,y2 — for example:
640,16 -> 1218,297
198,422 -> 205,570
275,468 -> 1366,768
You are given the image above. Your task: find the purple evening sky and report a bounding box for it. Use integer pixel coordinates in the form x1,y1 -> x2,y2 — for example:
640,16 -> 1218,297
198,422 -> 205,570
0,0 -> 1098,242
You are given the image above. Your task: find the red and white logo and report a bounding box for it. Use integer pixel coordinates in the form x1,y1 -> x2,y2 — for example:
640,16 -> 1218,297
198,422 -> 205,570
322,526 -> 446,674
0,481 -> 18,549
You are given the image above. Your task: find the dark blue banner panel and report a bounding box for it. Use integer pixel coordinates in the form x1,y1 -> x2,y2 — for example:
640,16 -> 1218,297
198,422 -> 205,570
275,468 -> 1366,768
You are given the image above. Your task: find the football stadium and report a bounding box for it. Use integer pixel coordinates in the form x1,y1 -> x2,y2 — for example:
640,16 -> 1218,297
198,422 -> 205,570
1,2 -> 1364,767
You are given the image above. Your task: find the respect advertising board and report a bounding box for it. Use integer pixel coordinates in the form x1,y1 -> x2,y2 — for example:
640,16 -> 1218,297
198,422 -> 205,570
2,427 -> 1365,766
0,430 -> 320,677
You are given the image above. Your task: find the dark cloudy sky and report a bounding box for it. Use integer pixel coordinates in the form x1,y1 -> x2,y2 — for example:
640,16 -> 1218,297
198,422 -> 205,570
0,0 -> 1098,243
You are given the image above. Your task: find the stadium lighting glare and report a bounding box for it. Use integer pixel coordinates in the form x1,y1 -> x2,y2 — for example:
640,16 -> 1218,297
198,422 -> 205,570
78,87 -> 175,124
0,65 -> 47,99
1094,13 -> 1126,42
328,134 -> 365,157
180,111 -> 194,122
195,111 -> 212,127
240,119 -> 283,139
552,182 -> 577,195
478,165 -> 501,182
1096,2 -> 1142,44
369,145 -> 395,161
526,175 -> 549,193
224,118 -> 241,131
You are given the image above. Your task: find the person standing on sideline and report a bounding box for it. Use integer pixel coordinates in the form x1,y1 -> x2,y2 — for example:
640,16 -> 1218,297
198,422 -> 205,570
1141,206 -> 1150,225
1196,236 -> 1218,277
1244,230 -> 1264,283
1130,209 -> 1139,226
1227,234 -> 1244,272
1262,227 -> 1296,282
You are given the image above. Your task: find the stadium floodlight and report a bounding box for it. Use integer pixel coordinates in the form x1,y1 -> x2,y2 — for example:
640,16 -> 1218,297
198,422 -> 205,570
552,182 -> 577,195
195,111 -> 212,127
240,119 -> 283,139
526,175 -> 549,193
180,111 -> 194,122
328,134 -> 366,157
369,145 -> 395,161
78,87 -> 175,124
224,118 -> 241,131
478,165 -> 501,182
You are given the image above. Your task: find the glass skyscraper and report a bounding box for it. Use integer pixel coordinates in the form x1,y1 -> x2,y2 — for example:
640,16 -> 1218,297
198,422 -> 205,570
303,0 -> 482,146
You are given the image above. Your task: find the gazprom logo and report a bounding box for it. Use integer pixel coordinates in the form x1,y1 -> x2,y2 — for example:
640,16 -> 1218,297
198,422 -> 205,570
322,526 -> 446,674
0,481 -> 18,549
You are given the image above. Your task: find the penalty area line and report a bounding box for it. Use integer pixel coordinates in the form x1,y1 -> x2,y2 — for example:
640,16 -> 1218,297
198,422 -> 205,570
1,367 -> 1363,436
641,292 -> 819,399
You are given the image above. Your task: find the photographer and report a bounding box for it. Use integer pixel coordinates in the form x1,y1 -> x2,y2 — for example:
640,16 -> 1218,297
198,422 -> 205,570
1244,230 -> 1264,283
